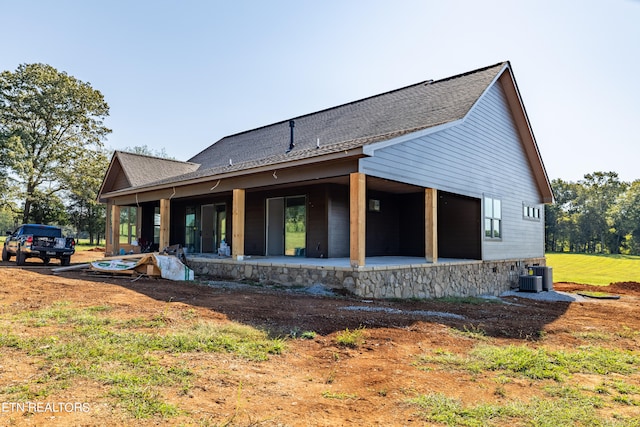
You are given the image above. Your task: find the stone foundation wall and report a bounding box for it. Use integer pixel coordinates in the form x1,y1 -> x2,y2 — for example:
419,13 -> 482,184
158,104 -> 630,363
187,257 -> 546,299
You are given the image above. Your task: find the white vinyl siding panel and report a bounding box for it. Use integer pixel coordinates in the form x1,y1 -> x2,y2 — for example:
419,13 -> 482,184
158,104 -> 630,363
360,81 -> 544,260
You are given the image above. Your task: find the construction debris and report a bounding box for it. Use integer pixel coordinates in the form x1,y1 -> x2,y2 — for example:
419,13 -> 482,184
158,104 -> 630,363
52,251 -> 194,281
89,252 -> 194,280
51,263 -> 91,272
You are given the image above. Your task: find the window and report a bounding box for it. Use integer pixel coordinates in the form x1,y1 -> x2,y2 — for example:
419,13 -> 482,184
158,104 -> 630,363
119,207 -> 137,244
153,207 -> 161,244
484,196 -> 501,239
184,206 -> 199,253
285,196 -> 306,256
523,203 -> 541,220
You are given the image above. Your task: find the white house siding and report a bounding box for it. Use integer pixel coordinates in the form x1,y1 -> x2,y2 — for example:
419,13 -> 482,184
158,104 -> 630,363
360,81 -> 545,260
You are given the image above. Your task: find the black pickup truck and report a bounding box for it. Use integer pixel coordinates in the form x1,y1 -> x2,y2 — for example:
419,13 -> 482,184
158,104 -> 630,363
2,224 -> 76,266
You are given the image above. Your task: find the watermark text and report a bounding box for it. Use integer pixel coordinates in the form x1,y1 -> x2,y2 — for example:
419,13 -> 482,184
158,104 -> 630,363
1,401 -> 90,413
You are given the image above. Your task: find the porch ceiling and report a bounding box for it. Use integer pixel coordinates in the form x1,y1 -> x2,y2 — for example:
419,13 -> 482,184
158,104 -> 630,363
245,175 -> 423,195
367,176 -> 423,194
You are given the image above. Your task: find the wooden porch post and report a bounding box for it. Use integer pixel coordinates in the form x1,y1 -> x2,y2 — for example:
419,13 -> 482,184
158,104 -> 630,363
111,204 -> 121,256
232,189 -> 245,260
159,199 -> 170,251
105,201 -> 113,255
425,188 -> 438,263
350,172 -> 366,267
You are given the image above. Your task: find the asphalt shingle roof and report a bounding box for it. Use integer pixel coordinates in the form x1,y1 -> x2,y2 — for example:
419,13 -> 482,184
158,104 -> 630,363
115,151 -> 199,187
188,62 -> 506,170
104,62 -> 507,192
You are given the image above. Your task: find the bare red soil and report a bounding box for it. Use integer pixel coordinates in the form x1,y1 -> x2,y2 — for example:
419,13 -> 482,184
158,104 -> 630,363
0,251 -> 639,425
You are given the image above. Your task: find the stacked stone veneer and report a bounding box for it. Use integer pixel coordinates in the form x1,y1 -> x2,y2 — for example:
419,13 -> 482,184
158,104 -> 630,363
187,257 -> 546,299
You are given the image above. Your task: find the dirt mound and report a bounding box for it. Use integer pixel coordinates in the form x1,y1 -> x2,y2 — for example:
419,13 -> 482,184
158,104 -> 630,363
609,281 -> 640,293
554,281 -> 640,296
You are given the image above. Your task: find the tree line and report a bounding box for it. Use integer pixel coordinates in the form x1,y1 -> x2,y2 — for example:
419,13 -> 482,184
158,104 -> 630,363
545,172 -> 640,255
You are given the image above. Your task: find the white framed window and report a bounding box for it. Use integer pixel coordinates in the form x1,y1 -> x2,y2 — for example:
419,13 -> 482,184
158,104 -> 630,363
523,203 -> 541,221
484,196 -> 502,239
153,207 -> 161,244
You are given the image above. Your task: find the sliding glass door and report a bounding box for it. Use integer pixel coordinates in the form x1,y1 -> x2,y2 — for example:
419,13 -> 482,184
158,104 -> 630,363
266,196 -> 306,256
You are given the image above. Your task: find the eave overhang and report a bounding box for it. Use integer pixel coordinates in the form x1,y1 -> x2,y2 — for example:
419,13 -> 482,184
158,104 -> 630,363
99,147 -> 365,203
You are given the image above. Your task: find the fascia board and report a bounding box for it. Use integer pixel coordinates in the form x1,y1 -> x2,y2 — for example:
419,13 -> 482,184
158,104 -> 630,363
362,119 -> 465,156
99,148 -> 364,200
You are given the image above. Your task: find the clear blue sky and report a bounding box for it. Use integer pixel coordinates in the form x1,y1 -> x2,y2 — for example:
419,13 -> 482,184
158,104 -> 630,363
2,0 -> 639,183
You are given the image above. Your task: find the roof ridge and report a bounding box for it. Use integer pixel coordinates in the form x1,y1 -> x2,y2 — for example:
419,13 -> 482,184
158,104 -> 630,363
213,62 -> 508,142
116,150 -> 199,165
431,61 -> 507,85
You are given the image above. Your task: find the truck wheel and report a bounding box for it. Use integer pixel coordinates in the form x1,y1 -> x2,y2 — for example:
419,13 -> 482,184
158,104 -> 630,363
1,247 -> 9,262
60,257 -> 71,267
42,257 -> 51,265
16,250 -> 26,266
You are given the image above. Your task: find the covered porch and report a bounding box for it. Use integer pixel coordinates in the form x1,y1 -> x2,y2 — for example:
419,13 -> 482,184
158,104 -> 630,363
104,171 -> 483,268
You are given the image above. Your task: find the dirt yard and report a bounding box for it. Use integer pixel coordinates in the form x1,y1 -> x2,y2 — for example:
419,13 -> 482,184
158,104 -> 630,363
1,251 -> 639,426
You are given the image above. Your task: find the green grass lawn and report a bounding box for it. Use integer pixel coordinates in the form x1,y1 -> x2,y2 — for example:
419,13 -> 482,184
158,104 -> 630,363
545,253 -> 640,286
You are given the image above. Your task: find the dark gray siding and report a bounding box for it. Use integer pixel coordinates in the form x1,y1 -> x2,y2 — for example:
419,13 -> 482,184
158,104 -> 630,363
245,193 -> 265,256
306,186 -> 328,258
360,81 -> 544,260
327,185 -> 349,258
366,191 -> 400,256
438,192 -> 481,259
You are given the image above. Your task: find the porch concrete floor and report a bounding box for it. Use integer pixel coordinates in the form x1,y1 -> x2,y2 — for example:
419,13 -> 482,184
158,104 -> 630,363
185,254 -> 476,268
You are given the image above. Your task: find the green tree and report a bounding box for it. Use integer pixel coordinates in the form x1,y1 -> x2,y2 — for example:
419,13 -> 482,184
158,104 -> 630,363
0,207 -> 17,233
0,63 -> 111,224
609,180 -> 640,254
64,147 -> 110,245
576,172 -> 627,253
123,144 -> 174,159
29,191 -> 68,225
545,178 -> 580,252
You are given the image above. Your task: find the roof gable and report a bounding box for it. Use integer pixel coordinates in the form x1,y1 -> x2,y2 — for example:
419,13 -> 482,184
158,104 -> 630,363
496,65 -> 553,202
362,63 -> 553,203
99,151 -> 199,199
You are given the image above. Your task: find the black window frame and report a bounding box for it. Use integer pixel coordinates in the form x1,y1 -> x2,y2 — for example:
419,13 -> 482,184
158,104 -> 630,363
522,203 -> 541,221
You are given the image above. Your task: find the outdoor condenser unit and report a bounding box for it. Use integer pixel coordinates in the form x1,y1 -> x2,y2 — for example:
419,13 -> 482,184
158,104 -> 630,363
530,266 -> 553,291
519,275 -> 543,292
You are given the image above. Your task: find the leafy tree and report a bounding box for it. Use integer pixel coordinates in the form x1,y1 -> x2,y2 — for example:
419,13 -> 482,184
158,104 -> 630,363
609,180 -> 640,254
545,178 -> 580,252
29,191 -> 68,225
576,172 -> 627,253
546,172 -> 640,255
0,63 -> 111,224
123,144 -> 174,159
0,207 -> 17,233
65,147 -> 110,244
